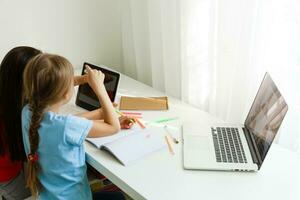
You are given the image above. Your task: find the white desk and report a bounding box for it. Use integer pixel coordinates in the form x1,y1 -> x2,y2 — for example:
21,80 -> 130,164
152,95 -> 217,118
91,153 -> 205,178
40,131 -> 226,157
64,73 -> 300,200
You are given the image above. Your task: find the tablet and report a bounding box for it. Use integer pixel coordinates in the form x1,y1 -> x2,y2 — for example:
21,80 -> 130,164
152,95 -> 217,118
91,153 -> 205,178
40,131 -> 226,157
75,62 -> 120,111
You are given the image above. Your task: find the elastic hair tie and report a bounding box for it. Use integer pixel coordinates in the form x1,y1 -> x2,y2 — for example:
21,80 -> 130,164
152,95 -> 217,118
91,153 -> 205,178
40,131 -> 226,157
27,153 -> 39,163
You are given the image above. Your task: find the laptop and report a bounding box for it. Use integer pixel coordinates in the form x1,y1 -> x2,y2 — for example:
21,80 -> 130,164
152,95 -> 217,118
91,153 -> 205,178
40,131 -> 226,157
183,73 -> 288,171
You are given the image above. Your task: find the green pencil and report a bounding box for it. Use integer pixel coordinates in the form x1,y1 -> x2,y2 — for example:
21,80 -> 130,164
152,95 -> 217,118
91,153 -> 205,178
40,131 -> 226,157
148,117 -> 179,124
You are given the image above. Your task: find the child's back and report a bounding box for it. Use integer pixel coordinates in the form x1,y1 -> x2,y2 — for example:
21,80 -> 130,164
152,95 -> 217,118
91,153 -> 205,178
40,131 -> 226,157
22,105 -> 92,199
21,53 -> 121,199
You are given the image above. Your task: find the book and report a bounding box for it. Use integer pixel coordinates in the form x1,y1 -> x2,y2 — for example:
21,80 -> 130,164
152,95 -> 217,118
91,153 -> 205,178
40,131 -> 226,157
85,126 -> 167,166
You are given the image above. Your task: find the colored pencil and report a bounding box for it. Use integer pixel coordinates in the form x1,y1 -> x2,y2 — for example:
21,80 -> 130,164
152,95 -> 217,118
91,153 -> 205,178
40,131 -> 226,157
115,109 -> 145,129
115,109 -> 124,116
147,117 -> 179,124
165,135 -> 174,155
135,118 -> 145,129
164,125 -> 179,144
126,115 -> 142,119
122,112 -> 142,115
115,110 -> 135,123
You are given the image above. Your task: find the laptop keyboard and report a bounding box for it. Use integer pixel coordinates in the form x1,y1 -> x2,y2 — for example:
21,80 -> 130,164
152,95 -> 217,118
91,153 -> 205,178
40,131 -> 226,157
212,127 -> 247,163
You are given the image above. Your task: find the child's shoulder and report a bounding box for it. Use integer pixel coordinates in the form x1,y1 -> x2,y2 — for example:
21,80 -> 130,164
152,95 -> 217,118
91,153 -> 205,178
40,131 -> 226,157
22,105 -> 91,128
47,113 -> 90,128
64,114 -> 92,127
22,105 -> 68,124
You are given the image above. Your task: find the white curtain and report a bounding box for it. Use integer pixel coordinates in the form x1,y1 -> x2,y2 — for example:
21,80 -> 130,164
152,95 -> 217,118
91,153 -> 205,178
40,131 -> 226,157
120,0 -> 300,153
120,0 -> 182,98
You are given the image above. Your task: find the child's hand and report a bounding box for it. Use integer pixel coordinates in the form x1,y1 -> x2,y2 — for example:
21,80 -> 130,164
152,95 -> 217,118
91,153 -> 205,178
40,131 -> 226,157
85,65 -> 105,94
119,116 -> 135,129
74,74 -> 88,86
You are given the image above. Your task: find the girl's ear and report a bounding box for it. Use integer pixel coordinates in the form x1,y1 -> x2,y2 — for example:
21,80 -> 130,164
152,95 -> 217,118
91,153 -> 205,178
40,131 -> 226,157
63,86 -> 74,103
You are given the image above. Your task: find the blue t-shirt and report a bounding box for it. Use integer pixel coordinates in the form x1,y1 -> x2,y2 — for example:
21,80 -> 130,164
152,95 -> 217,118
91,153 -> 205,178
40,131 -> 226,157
22,105 -> 93,200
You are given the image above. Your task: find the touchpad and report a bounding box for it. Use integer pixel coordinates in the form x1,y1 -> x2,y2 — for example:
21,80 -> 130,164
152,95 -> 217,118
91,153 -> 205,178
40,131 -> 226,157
185,135 -> 209,150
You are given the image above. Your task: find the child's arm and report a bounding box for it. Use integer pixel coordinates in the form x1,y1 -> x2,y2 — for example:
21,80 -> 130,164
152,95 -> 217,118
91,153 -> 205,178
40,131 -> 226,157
74,75 -> 87,86
75,103 -> 118,120
76,108 -> 103,120
85,66 -> 121,137
78,109 -> 135,130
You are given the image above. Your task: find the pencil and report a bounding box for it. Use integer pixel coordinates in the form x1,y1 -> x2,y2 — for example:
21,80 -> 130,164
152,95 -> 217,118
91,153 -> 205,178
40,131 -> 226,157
115,110 -> 134,123
115,109 -> 124,116
164,125 -> 179,144
115,109 -> 145,129
135,118 -> 145,129
122,112 -> 142,115
165,135 -> 174,155
147,117 -> 178,124
127,116 -> 142,119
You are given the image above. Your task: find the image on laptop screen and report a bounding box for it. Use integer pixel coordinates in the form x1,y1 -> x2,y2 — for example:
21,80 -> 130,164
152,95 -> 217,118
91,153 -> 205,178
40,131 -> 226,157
245,73 -> 288,162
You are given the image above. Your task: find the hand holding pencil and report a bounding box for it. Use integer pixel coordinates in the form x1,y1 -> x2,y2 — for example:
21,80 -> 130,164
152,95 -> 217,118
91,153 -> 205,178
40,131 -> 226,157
119,116 -> 135,129
115,109 -> 145,129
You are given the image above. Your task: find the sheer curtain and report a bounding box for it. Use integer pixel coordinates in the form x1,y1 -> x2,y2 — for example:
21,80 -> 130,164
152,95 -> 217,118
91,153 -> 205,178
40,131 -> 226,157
119,0 -> 300,153
120,0 -> 182,98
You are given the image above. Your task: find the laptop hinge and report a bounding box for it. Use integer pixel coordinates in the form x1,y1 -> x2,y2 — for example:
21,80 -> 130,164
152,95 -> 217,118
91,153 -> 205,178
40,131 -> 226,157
243,127 -> 262,169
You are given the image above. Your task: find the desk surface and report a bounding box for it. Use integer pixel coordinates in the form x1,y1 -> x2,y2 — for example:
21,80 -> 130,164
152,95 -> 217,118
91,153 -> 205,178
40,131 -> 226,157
63,72 -> 300,200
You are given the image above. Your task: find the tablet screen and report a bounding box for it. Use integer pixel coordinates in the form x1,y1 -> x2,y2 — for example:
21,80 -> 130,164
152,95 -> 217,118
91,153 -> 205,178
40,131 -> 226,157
76,62 -> 120,111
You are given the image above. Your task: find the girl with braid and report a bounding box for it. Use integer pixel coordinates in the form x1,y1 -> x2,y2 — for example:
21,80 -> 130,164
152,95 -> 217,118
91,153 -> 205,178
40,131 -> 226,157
22,53 -> 127,199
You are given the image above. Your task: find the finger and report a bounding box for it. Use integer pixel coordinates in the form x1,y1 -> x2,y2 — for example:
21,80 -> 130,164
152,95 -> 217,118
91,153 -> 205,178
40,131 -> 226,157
119,116 -> 125,120
85,65 -> 92,71
99,71 -> 104,76
85,66 -> 94,75
121,123 -> 130,129
126,122 -> 134,129
126,119 -> 134,126
113,102 -> 118,107
84,67 -> 89,74
83,74 -> 88,80
129,118 -> 136,123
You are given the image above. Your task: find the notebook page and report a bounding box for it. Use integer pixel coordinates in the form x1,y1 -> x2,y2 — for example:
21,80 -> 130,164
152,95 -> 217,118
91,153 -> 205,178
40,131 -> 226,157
86,124 -> 140,148
101,126 -> 167,166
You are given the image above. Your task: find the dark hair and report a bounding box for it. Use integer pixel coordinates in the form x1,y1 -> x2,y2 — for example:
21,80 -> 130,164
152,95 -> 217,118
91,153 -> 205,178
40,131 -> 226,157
23,53 -> 74,195
0,46 -> 41,161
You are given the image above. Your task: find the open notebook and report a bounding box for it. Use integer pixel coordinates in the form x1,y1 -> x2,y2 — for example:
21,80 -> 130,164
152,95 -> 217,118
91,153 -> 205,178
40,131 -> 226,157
85,126 -> 167,166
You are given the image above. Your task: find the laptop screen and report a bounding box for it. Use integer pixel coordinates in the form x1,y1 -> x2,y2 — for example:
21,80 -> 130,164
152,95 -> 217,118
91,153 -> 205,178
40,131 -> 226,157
244,73 -> 288,162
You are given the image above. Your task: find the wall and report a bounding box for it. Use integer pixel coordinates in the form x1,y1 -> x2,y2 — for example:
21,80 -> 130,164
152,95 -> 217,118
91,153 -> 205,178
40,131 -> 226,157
0,0 -> 122,71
